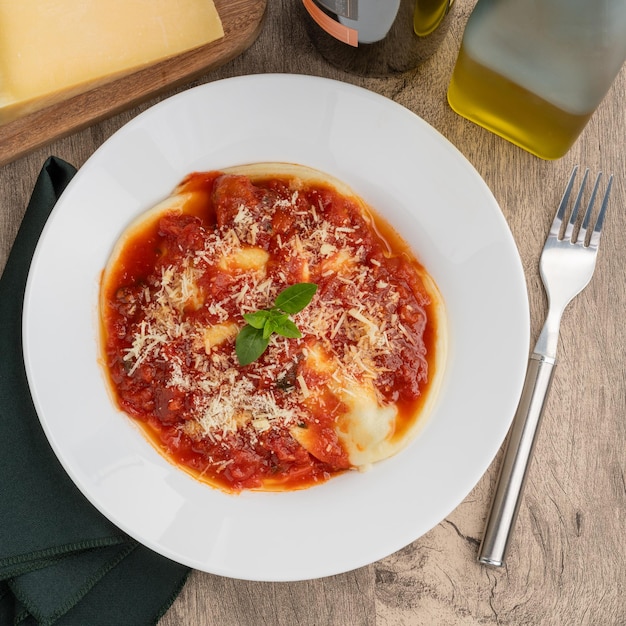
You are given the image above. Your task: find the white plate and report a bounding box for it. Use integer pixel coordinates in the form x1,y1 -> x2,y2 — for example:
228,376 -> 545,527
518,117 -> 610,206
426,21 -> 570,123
23,74 -> 529,581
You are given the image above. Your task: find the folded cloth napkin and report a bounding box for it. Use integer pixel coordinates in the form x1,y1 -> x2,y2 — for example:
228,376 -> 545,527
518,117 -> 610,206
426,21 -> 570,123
0,157 -> 190,626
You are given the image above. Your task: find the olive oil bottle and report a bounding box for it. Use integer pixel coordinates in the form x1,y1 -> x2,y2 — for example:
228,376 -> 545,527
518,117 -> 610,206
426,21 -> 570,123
300,0 -> 456,76
447,0 -> 626,160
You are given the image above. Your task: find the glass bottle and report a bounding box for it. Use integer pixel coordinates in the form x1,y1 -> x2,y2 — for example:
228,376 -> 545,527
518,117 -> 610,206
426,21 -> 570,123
300,0 -> 456,76
447,0 -> 626,160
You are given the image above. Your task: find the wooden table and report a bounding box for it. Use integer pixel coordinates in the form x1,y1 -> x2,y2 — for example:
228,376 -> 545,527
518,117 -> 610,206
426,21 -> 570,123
2,2 -> 625,624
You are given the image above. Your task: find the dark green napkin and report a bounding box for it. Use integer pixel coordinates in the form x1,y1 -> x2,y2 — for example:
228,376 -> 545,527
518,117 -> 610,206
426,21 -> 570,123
0,157 -> 190,626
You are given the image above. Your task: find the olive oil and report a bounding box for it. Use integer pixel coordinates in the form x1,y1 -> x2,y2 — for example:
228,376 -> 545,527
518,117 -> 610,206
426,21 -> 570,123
448,47 -> 593,161
447,0 -> 626,160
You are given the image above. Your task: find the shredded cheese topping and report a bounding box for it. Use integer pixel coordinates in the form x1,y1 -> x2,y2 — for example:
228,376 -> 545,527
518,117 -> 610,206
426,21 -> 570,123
105,171 -> 432,481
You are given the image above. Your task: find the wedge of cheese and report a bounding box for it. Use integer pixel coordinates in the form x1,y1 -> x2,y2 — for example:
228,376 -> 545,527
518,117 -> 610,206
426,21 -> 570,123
0,0 -> 224,124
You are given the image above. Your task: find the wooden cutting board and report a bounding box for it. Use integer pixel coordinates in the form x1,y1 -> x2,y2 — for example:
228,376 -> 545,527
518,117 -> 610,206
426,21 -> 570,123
0,0 -> 267,167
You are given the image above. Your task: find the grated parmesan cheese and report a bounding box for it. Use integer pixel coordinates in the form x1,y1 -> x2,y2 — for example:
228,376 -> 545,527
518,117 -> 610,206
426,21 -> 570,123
105,167 -> 435,475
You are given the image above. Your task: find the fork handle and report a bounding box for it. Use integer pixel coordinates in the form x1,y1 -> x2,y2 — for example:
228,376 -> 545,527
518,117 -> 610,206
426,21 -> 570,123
478,353 -> 556,566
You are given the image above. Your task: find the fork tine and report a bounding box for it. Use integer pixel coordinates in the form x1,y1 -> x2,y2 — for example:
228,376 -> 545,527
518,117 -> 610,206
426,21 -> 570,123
550,165 -> 579,238
577,172 -> 602,244
587,174 -> 613,249
563,167 -> 588,242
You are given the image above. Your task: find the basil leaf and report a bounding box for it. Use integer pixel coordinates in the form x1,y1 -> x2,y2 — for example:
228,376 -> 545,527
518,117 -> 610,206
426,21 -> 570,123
262,310 -> 288,339
236,325 -> 270,366
274,283 -> 318,314
274,318 -> 302,339
262,319 -> 275,339
243,310 -> 271,329
235,282 -> 318,366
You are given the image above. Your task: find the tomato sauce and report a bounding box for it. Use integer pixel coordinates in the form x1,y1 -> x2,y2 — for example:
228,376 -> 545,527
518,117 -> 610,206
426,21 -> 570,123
100,168 -> 441,493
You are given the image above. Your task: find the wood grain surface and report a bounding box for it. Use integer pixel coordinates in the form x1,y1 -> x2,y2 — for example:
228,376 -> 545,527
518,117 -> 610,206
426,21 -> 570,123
1,1 -> 625,624
0,0 -> 267,167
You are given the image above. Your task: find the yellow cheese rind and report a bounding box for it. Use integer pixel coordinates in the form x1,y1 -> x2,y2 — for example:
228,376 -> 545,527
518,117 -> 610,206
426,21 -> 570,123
0,0 -> 224,123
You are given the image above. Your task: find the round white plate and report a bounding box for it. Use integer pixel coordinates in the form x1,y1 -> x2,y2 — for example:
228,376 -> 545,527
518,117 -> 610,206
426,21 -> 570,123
23,74 -> 529,581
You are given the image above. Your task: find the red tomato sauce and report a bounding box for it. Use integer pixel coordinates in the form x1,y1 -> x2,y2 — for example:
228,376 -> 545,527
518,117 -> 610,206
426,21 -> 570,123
100,169 -> 441,493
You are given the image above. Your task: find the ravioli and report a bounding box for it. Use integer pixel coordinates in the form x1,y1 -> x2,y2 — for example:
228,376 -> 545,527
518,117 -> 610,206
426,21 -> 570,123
99,163 -> 447,492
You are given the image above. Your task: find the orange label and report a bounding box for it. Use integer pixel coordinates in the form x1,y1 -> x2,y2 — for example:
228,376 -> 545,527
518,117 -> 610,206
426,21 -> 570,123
302,0 -> 359,47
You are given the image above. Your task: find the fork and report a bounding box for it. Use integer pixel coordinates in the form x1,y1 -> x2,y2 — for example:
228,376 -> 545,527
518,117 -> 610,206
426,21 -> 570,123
478,166 -> 614,567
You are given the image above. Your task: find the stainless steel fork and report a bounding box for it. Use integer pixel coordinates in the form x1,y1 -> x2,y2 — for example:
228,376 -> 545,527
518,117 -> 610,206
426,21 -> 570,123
478,166 -> 614,567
